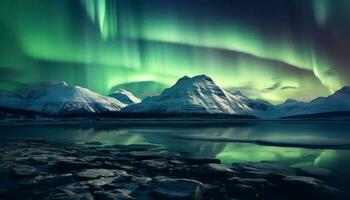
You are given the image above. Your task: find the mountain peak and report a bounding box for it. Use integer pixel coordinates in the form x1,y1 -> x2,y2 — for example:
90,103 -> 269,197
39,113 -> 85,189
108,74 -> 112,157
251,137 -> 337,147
56,81 -> 68,87
43,81 -> 68,88
109,89 -> 141,105
191,74 -> 214,82
335,86 -> 350,95
175,75 -> 215,87
284,99 -> 299,104
123,74 -> 257,115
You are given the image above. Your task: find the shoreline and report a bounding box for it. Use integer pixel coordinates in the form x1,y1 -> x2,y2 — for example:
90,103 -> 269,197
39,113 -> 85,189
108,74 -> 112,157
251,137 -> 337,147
1,118 -> 350,126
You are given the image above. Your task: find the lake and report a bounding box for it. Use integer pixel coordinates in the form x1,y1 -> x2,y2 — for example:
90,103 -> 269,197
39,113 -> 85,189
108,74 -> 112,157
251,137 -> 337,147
1,120 -> 350,192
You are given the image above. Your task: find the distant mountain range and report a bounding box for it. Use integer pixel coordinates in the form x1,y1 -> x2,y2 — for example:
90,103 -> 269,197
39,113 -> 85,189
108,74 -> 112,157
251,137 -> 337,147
1,75 -> 350,119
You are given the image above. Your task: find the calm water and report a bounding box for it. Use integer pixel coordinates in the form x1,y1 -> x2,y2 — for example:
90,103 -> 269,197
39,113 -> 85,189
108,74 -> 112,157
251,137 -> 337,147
1,121 -> 350,190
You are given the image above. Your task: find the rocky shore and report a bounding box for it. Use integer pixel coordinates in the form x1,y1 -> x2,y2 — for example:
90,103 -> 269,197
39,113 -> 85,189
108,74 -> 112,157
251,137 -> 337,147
0,139 -> 346,200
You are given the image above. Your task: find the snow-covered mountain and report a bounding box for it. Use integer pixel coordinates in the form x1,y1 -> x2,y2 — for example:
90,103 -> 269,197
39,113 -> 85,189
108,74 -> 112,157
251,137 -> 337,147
0,82 -> 126,116
270,86 -> 350,118
1,76 -> 350,119
108,89 -> 141,105
122,75 -> 268,116
0,91 -> 24,109
122,75 -> 350,119
250,86 -> 350,119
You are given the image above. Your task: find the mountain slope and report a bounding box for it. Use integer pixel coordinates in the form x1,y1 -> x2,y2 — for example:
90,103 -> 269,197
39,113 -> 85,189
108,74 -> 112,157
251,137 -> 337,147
276,86 -> 350,118
122,75 -> 266,116
108,89 -> 141,105
0,82 -> 127,116
24,81 -> 126,115
0,91 -> 24,109
1,77 -> 350,119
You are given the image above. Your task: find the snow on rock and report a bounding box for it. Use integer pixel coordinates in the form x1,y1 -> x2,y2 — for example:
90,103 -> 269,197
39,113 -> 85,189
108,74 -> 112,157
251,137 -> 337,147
0,91 -> 24,109
23,81 -> 126,115
122,75 -> 264,116
263,86 -> 350,118
2,76 -> 350,119
0,81 -> 126,116
108,89 -> 141,105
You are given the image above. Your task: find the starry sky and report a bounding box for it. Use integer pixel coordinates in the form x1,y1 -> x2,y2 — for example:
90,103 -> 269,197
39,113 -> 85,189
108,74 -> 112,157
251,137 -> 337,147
0,0 -> 350,103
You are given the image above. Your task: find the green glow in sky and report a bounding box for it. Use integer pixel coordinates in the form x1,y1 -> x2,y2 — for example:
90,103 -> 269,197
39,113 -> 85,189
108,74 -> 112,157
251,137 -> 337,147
0,0 -> 349,103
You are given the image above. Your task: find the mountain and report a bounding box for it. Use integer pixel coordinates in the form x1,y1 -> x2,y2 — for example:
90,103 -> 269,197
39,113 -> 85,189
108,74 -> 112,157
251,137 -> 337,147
110,81 -> 168,99
0,91 -> 23,109
122,75 -> 350,119
276,86 -> 350,118
0,82 -> 126,116
122,75 -> 267,116
108,89 -> 141,105
255,86 -> 350,119
1,76 -> 350,119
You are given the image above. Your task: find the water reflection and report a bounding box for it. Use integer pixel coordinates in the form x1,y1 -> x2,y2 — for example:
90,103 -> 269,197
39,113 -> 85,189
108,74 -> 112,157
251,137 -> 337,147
1,121 -> 349,172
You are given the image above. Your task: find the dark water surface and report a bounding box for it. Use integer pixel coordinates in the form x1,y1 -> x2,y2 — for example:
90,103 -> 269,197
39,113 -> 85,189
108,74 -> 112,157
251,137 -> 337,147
1,121 -> 350,191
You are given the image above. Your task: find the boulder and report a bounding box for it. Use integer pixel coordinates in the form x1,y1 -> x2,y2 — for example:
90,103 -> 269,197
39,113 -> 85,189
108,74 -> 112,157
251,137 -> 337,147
198,163 -> 235,179
129,151 -> 162,160
93,190 -> 134,200
76,169 -> 127,180
150,177 -> 204,200
296,166 -> 333,179
185,157 -> 220,165
10,165 -> 38,179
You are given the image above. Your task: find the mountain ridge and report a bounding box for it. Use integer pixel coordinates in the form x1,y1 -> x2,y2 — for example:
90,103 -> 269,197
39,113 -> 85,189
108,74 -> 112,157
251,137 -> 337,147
1,75 -> 350,119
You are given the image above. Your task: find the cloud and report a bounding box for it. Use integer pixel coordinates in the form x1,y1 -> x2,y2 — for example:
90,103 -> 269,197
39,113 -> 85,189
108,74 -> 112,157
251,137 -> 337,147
324,68 -> 336,76
264,82 -> 282,91
281,86 -> 298,90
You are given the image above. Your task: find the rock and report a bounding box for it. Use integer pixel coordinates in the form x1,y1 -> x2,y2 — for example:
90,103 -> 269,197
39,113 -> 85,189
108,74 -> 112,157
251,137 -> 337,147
150,177 -> 204,200
85,177 -> 117,187
279,176 -> 343,199
185,157 -> 221,165
236,162 -> 293,175
296,166 -> 333,179
51,160 -> 90,172
130,175 -> 152,184
168,160 -> 185,165
229,184 -> 259,200
93,190 -> 134,200
85,142 -> 103,146
27,155 -> 50,165
0,139 -> 345,200
235,162 -> 294,181
281,176 -> 323,191
63,182 -> 91,194
34,174 -> 76,189
10,165 -> 38,178
47,183 -> 92,200
203,184 -> 225,200
235,178 -> 272,189
48,191 -> 94,200
76,169 -> 127,180
141,159 -> 168,170
199,163 -> 235,179
111,144 -> 161,151
129,151 -> 162,160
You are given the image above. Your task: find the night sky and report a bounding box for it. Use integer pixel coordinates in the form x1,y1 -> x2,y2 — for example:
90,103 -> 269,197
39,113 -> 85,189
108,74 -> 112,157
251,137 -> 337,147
1,0 -> 350,103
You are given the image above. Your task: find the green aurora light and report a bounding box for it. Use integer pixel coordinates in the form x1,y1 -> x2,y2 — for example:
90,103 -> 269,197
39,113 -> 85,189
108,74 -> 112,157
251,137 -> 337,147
1,0 -> 350,103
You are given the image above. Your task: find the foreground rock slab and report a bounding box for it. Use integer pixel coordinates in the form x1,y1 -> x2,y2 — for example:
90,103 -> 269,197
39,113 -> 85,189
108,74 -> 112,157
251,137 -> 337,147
0,139 -> 347,200
150,177 -> 204,200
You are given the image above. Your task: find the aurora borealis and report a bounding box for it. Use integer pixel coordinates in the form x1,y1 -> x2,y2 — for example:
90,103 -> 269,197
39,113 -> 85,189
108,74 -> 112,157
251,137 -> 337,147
1,0 -> 350,103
